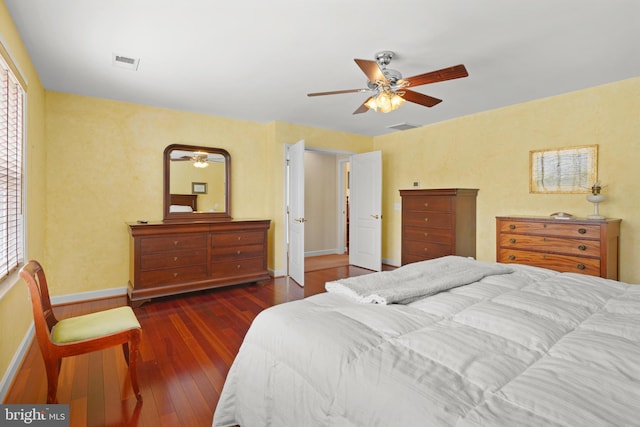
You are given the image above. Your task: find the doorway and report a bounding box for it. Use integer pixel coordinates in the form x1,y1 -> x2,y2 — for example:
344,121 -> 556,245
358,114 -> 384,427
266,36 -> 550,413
303,150 -> 350,259
285,145 -> 381,285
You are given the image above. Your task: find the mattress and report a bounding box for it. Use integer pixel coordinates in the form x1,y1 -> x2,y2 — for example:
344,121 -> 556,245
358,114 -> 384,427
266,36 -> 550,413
212,258 -> 640,426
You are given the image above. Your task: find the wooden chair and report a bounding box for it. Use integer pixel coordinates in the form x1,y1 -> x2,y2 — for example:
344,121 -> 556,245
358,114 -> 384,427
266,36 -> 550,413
19,260 -> 143,404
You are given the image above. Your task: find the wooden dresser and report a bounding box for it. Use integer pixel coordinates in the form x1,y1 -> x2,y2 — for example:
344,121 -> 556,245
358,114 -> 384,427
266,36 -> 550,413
128,219 -> 270,306
496,216 -> 621,279
400,188 -> 478,265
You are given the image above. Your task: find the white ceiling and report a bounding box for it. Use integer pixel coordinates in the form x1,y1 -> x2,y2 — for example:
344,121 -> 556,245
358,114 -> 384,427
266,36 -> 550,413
5,0 -> 639,137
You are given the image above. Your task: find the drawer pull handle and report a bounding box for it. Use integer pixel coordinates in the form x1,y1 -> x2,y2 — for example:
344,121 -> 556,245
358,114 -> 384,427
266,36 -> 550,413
237,264 -> 241,269
509,224 -> 515,230
577,263 -> 586,270
508,255 -> 516,261
578,228 -> 587,234
237,250 -> 241,255
174,241 -> 179,246
424,217 -> 429,222
424,202 -> 428,207
174,256 -> 178,261
238,236 -> 242,241
173,272 -> 178,277
509,238 -> 516,243
423,248 -> 429,252
578,245 -> 587,251
424,232 -> 429,237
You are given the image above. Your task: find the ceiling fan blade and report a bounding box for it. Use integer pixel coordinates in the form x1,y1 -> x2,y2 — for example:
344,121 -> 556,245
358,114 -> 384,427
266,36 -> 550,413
353,98 -> 372,114
307,88 -> 369,97
401,89 -> 442,107
402,64 -> 468,87
354,59 -> 388,84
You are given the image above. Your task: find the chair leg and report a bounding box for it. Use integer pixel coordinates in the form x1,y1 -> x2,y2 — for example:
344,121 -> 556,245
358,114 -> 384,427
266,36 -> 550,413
128,330 -> 142,402
44,357 -> 60,404
122,342 -> 130,365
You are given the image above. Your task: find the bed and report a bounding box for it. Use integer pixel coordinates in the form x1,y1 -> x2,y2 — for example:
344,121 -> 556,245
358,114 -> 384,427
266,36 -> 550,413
169,193 -> 197,212
212,256 -> 640,426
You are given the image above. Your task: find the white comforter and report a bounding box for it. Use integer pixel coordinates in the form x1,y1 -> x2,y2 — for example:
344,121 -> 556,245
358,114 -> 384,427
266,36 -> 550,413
213,260 -> 640,427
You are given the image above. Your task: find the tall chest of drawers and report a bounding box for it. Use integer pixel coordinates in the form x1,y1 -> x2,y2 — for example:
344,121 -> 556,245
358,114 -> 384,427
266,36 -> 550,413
128,219 -> 270,306
496,216 -> 621,279
400,189 -> 478,265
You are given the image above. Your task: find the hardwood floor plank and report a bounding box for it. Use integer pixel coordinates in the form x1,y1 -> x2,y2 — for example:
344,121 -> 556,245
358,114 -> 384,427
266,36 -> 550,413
3,265 -> 379,426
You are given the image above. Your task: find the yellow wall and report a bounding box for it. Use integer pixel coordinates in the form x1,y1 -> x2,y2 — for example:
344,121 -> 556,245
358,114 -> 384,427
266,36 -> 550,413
0,0 -> 47,394
375,77 -> 640,283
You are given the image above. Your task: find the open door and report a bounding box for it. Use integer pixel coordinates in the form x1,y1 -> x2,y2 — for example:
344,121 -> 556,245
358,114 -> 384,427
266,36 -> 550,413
349,151 -> 382,271
287,140 -> 305,286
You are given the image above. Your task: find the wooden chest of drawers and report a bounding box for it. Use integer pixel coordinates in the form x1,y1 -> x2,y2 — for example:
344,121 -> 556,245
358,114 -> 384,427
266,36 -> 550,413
400,189 -> 478,265
129,219 -> 270,306
496,216 -> 621,279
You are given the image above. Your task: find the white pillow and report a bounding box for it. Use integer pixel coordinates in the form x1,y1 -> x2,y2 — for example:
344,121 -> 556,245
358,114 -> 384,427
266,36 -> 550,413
169,204 -> 193,213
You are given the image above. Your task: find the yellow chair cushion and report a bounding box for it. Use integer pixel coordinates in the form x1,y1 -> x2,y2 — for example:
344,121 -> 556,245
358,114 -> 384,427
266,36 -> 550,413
52,306 -> 141,343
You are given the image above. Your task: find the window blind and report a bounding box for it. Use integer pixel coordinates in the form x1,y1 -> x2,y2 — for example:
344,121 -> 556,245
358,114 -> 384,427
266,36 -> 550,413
0,57 -> 24,281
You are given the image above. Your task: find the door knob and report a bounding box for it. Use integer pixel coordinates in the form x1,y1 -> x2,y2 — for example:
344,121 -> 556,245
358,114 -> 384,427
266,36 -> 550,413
370,214 -> 380,219
294,217 -> 307,223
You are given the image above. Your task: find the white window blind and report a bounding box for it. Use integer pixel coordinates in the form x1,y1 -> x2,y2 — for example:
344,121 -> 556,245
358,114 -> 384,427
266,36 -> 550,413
0,56 -> 24,281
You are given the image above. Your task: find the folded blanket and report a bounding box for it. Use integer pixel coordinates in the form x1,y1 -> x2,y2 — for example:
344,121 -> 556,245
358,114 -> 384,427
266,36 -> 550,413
325,256 -> 513,304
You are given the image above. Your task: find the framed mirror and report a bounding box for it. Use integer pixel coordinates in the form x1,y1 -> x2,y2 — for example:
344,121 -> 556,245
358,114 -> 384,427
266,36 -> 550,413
163,144 -> 231,222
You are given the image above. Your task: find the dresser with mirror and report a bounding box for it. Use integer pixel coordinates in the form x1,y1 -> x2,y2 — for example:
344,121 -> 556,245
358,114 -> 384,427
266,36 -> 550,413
128,144 -> 270,306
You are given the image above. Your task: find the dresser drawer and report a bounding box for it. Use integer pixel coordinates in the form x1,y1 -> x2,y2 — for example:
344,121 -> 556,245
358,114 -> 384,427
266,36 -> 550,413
141,249 -> 207,271
403,240 -> 452,260
211,257 -> 265,278
499,233 -> 601,257
139,264 -> 208,287
403,227 -> 452,245
211,231 -> 265,247
403,212 -> 453,229
498,220 -> 601,239
402,196 -> 453,212
140,234 -> 207,253
211,244 -> 265,261
498,249 -> 600,276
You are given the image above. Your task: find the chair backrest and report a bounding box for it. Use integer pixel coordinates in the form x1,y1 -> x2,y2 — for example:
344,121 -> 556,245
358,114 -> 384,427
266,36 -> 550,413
19,260 -> 59,355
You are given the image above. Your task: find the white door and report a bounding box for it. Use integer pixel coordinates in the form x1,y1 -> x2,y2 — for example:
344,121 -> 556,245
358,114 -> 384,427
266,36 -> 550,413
349,151 -> 382,271
287,140 -> 305,286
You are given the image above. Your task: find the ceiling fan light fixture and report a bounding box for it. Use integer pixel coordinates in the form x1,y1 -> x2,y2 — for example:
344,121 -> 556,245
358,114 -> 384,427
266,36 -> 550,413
366,89 -> 405,113
192,152 -> 209,168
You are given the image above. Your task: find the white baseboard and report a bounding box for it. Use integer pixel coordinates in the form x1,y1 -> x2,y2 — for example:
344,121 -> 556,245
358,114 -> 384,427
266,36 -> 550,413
382,258 -> 401,268
50,286 -> 128,305
270,268 -> 286,278
0,324 -> 34,402
304,249 -> 342,257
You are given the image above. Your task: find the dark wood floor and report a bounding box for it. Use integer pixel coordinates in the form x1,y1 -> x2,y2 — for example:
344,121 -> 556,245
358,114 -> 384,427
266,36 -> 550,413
3,263 -> 382,427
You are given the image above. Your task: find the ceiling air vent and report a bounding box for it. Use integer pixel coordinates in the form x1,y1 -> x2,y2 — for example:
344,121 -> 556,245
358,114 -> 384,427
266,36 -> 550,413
112,53 -> 140,71
387,123 -> 419,131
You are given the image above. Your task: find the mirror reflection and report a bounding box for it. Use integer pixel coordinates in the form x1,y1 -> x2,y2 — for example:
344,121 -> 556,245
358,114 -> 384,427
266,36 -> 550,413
163,144 -> 231,221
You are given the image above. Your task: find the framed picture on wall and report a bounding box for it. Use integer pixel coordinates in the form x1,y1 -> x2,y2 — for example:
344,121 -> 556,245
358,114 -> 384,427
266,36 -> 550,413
192,182 -> 207,194
529,145 -> 598,194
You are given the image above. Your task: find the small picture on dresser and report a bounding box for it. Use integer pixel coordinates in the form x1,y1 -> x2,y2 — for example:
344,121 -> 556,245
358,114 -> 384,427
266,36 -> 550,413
192,182 -> 207,194
529,145 -> 597,194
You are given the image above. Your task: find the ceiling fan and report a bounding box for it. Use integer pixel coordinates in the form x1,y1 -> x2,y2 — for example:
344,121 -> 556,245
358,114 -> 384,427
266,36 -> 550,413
307,51 -> 468,114
170,150 -> 224,168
